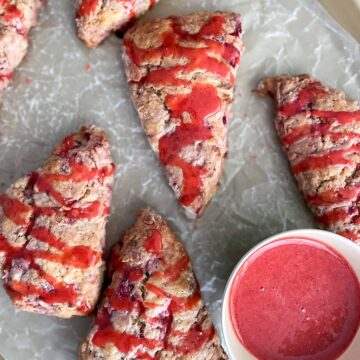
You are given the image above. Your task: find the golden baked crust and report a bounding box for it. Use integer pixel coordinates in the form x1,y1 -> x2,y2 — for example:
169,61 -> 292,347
123,11 -> 244,219
0,0 -> 41,99
258,75 -> 360,243
75,0 -> 159,48
0,125 -> 115,317
80,208 -> 228,359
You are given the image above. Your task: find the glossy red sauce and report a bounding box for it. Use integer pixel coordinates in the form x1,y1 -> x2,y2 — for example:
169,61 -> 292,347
159,84 -> 220,205
292,145 -> 360,174
0,195 -> 31,226
92,230 -> 214,356
278,83 -> 325,118
0,0 -> 25,35
144,229 -> 162,254
77,0 -> 100,17
229,238 -> 360,360
278,84 -> 360,241
0,132 -> 115,313
0,73 -> 13,81
125,15 -> 241,208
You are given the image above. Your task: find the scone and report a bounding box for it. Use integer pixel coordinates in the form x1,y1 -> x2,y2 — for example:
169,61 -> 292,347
123,11 -> 244,219
0,126 -> 115,317
75,0 -> 159,48
0,0 -> 41,99
257,75 -> 360,243
80,208 -> 228,359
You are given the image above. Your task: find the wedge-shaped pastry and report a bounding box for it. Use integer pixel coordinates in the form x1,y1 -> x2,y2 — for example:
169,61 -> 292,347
76,0 -> 159,48
0,126 -> 115,317
0,0 -> 41,99
123,12 -> 244,219
80,208 -> 228,359
257,75 -> 360,243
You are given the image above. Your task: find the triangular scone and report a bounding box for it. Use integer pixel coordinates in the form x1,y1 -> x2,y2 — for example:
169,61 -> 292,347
0,126 -> 115,317
76,0 -> 159,48
123,11 -> 244,219
257,75 -> 360,243
0,0 -> 41,100
80,208 -> 228,359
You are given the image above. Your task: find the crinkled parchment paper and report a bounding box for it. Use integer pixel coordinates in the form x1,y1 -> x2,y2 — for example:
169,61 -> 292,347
0,0 -> 359,358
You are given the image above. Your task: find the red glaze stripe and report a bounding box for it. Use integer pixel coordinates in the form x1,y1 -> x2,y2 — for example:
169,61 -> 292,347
306,185 -> 360,206
77,0 -> 100,17
281,111 -> 360,146
278,84 -> 325,118
169,325 -> 215,355
152,255 -> 189,282
92,325 -> 162,356
0,0 -> 25,35
315,208 -> 356,227
35,162 -> 114,206
30,227 -> 101,268
0,194 -> 32,226
159,84 -> 221,206
292,145 -> 360,174
144,230 -> 163,254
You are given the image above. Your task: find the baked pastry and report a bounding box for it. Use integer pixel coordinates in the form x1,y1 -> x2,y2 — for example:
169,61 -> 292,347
80,208 -> 228,359
123,11 -> 244,219
75,0 -> 159,48
0,0 -> 41,99
0,125 -> 115,317
257,75 -> 360,243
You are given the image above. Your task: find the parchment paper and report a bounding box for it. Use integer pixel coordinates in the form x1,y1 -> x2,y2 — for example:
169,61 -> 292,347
0,0 -> 359,358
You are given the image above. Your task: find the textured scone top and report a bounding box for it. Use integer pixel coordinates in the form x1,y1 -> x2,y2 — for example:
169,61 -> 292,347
258,74 -> 360,244
76,0 -> 160,47
123,11 -> 244,219
80,208 -> 228,359
0,125 -> 115,317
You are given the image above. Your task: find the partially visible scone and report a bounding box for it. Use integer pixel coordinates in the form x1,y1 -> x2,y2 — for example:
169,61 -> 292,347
0,0 -> 41,99
75,0 -> 159,48
123,11 -> 244,219
257,74 -> 360,243
0,126 -> 115,317
80,208 -> 228,359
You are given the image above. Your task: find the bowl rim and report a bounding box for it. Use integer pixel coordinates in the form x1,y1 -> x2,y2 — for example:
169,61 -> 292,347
221,228 -> 360,360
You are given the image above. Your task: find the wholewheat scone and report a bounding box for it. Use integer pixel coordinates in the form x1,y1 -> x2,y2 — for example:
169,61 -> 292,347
123,11 -> 244,219
0,0 -> 41,100
257,74 -> 360,244
80,208 -> 228,359
0,125 -> 115,317
75,0 -> 159,48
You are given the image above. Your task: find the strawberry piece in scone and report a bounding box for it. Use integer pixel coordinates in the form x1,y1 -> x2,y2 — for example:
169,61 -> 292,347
123,11 -> 244,219
257,74 -> 360,244
75,0 -> 159,48
0,125 -> 115,317
0,0 -> 41,100
80,208 -> 228,359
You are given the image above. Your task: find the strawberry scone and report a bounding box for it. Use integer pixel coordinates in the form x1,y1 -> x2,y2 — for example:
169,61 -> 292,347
75,0 -> 159,48
0,125 -> 115,317
257,75 -> 360,244
80,208 -> 228,359
123,11 -> 244,219
0,0 -> 41,99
